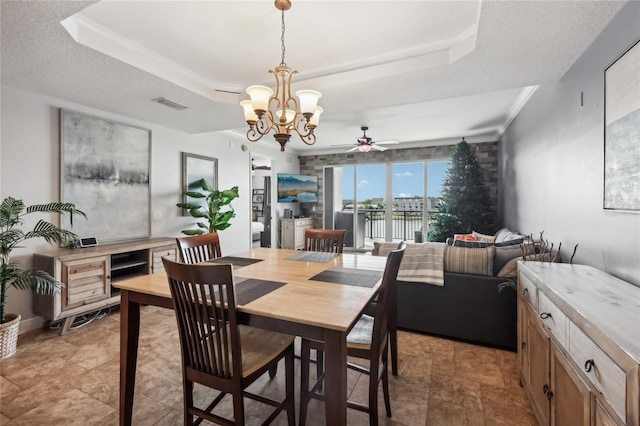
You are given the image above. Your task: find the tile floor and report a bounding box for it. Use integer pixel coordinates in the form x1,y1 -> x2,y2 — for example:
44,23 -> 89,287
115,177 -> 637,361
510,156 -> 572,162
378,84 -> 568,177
1,306 -> 537,425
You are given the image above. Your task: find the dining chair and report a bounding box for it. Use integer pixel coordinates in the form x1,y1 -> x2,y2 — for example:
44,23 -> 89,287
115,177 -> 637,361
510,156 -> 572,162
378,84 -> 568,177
367,240 -> 405,376
162,257 -> 296,425
176,232 -> 222,264
298,242 -> 406,426
304,228 -> 346,253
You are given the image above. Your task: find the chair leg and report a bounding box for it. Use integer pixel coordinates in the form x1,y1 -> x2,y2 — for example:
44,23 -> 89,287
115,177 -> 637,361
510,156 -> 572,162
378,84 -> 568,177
299,339 -> 311,426
382,350 -> 392,418
316,349 -> 324,391
232,389 -> 245,426
390,326 -> 398,376
184,379 -> 194,426
285,348 -> 296,426
268,364 -> 277,379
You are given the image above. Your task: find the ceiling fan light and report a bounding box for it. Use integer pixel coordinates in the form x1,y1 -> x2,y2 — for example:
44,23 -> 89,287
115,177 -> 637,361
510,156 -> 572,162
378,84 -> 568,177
309,106 -> 324,126
240,100 -> 258,122
296,90 -> 322,115
358,143 -> 372,153
246,85 -> 274,113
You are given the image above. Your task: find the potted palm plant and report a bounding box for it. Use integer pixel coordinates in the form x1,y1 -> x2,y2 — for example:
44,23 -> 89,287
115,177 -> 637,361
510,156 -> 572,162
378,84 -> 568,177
0,196 -> 86,359
176,179 -> 239,235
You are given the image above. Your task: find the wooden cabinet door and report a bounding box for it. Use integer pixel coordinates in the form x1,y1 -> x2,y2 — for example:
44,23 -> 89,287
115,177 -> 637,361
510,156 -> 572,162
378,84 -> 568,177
594,398 -> 620,426
528,307 -> 551,426
61,256 -> 110,311
550,342 -> 590,426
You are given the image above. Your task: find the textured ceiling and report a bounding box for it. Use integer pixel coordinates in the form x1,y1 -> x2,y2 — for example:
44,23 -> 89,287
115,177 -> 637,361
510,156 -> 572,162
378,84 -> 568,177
1,1 -> 626,155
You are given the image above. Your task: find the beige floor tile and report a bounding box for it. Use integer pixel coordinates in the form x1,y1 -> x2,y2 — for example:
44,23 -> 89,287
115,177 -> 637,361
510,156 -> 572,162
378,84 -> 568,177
0,307 -> 536,425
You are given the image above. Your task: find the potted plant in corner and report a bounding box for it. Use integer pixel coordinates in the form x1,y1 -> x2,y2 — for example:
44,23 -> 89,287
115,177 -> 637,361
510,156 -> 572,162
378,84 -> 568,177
176,179 -> 239,235
0,196 -> 86,359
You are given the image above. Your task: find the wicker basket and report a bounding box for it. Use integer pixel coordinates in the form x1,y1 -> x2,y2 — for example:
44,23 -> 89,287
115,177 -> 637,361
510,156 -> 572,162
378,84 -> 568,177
1,314 -> 21,359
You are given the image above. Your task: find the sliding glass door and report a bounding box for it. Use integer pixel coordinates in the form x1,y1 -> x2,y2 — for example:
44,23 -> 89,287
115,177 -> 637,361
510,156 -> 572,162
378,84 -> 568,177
325,159 -> 449,250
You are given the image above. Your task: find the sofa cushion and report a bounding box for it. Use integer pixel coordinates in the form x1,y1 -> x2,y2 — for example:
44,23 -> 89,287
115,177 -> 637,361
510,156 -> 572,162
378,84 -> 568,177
444,245 -> 495,276
494,228 -> 524,244
472,231 -> 497,243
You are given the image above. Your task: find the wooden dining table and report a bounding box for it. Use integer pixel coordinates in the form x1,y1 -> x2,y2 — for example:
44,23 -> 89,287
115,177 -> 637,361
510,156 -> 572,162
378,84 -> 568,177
113,247 -> 388,426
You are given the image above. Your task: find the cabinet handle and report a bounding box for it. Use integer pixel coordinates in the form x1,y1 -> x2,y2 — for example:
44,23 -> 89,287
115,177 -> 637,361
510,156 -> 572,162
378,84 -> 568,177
542,384 -> 549,394
521,288 -> 528,296
546,390 -> 554,401
521,341 -> 526,349
540,312 -> 552,320
584,359 -> 594,373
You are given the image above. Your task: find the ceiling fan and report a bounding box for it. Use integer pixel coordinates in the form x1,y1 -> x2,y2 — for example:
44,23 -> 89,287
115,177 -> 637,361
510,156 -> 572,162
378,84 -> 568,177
346,126 -> 399,153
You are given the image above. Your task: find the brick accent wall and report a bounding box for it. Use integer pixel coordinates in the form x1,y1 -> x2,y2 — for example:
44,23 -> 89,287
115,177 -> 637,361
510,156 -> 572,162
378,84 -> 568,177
299,141 -> 498,226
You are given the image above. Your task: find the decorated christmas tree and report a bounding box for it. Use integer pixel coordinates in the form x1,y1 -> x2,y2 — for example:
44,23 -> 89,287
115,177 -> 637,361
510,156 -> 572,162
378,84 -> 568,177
428,139 -> 497,242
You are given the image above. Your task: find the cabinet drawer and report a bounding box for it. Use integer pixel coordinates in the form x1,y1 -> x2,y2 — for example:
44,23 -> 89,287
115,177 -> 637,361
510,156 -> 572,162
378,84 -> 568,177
61,256 -> 109,310
152,247 -> 176,273
538,292 -> 567,345
519,273 -> 538,309
296,219 -> 313,227
569,323 -> 626,423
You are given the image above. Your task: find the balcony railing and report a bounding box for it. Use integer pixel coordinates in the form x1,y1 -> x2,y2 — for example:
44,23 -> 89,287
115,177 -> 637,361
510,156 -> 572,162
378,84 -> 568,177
353,209 -> 437,242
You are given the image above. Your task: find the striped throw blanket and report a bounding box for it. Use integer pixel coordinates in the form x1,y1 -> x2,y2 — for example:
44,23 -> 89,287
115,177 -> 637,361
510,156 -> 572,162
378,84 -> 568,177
397,242 -> 445,286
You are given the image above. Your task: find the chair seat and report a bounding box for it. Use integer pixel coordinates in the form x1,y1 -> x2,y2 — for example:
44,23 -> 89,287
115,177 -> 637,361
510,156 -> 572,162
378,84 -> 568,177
238,325 -> 295,378
346,314 -> 374,347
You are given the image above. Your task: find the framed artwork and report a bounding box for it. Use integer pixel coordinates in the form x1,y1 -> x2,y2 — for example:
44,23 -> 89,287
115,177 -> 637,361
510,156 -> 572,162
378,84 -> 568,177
604,39 -> 640,212
60,109 -> 151,242
252,189 -> 264,203
182,153 -> 218,215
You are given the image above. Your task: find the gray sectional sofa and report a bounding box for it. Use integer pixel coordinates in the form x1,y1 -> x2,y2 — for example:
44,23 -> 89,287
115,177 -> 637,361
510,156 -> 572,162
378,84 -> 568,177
372,228 -> 526,351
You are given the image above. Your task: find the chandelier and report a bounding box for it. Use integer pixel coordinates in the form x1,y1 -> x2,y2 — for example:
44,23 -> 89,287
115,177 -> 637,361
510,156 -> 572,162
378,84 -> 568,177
240,0 -> 323,152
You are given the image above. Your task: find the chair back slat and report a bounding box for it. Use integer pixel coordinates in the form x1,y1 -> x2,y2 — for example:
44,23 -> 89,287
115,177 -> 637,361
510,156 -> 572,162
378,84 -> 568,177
371,242 -> 405,357
163,258 -> 240,379
304,229 -> 346,253
176,233 -> 222,264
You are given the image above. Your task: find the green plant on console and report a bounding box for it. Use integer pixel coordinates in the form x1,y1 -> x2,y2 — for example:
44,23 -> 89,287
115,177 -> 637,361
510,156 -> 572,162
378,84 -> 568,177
177,179 -> 239,235
0,196 -> 86,324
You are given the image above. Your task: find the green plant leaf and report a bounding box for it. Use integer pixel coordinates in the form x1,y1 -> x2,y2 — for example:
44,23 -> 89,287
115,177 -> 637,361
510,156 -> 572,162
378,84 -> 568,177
181,229 -> 204,236
185,191 -> 206,199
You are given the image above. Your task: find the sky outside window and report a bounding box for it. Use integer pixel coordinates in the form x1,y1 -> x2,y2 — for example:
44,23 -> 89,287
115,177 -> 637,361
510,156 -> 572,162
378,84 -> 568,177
342,162 -> 449,201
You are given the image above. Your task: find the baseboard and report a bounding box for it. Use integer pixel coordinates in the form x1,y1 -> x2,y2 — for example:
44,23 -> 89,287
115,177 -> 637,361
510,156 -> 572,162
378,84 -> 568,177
18,315 -> 46,335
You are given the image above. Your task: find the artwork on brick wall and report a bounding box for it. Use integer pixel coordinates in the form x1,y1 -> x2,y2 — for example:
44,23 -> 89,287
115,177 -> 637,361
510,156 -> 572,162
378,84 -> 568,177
604,39 -> 640,212
60,109 -> 151,242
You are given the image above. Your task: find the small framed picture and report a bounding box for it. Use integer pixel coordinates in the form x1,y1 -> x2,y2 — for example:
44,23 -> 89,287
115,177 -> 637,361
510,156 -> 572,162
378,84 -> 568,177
252,194 -> 264,203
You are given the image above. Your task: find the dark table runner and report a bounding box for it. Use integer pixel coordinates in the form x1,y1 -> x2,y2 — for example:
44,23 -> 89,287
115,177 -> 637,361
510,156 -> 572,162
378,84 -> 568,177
234,278 -> 286,305
207,256 -> 264,269
309,267 -> 383,288
286,252 -> 339,263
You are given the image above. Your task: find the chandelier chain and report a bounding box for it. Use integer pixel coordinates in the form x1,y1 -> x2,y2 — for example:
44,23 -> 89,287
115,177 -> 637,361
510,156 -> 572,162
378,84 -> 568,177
280,9 -> 286,66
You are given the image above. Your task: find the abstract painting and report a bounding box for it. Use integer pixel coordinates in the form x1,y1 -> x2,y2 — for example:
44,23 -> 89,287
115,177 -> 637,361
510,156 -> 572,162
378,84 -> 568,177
604,40 -> 640,211
61,110 -> 151,242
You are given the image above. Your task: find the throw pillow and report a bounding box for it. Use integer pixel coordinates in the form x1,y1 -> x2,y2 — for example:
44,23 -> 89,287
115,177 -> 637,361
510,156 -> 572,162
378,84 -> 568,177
372,241 -> 400,257
497,253 -> 541,277
494,227 -> 524,244
472,231 -> 497,243
493,243 -> 535,275
444,245 -> 495,276
454,233 -> 476,242
453,240 -> 494,248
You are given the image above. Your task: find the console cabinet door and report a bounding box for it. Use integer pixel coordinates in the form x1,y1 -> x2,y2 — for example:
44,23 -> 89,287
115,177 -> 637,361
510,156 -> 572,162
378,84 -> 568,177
61,256 -> 110,311
550,342 -> 590,426
518,300 -> 531,386
528,307 -> 551,426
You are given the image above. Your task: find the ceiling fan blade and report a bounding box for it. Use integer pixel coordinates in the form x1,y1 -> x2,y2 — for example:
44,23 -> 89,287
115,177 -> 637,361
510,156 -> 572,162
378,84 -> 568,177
371,144 -> 388,151
373,139 -> 399,145
346,146 -> 360,152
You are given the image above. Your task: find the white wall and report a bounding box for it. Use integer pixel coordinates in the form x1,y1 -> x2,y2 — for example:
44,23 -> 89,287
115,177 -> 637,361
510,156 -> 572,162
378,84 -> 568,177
0,85 -> 297,332
499,1 -> 640,286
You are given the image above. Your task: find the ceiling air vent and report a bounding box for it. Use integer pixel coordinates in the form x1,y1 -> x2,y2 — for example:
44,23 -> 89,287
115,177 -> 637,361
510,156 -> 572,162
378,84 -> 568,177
152,97 -> 188,110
